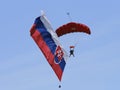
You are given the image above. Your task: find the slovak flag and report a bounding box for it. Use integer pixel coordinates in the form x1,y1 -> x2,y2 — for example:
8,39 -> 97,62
30,14 -> 68,81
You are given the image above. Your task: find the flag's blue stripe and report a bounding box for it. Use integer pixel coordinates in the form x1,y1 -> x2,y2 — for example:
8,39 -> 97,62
34,17 -> 57,54
59,58 -> 66,71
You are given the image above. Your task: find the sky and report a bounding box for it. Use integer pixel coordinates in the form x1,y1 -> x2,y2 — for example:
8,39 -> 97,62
0,0 -> 120,90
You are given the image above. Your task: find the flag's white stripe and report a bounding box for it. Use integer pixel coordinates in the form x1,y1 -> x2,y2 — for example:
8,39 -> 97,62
40,14 -> 68,62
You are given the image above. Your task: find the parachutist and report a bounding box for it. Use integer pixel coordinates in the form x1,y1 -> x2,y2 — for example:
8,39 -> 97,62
69,46 -> 75,57
66,12 -> 70,15
59,85 -> 61,88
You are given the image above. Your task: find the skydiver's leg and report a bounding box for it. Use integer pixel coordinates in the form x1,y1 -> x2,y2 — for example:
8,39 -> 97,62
73,54 -> 75,57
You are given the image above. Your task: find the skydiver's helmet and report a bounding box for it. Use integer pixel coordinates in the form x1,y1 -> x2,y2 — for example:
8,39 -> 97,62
70,46 -> 75,50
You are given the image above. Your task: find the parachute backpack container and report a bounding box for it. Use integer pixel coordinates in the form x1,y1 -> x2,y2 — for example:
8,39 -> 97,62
30,14 -> 68,81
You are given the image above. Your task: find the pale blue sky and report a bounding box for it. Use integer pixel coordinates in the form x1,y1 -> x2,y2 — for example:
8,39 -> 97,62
0,0 -> 120,90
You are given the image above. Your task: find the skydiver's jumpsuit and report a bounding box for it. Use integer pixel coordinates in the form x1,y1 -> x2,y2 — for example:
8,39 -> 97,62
69,48 -> 75,57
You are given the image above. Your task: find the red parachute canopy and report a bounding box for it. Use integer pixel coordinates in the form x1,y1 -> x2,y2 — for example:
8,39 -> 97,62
55,22 -> 91,37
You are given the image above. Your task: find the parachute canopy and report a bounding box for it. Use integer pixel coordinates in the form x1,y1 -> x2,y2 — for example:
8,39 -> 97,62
55,22 -> 91,37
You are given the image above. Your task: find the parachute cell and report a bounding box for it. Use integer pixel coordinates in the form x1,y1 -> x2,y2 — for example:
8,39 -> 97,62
56,22 -> 91,37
